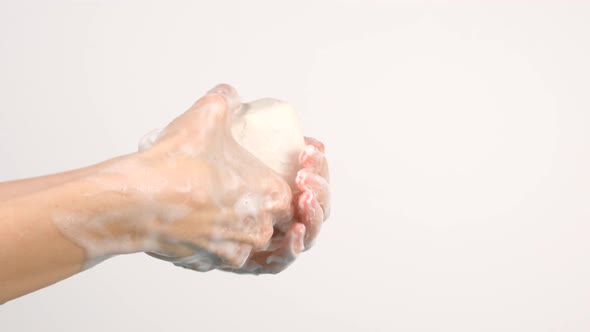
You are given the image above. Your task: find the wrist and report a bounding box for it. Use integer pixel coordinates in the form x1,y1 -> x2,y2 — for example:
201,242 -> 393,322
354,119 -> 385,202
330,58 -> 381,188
53,155 -> 153,265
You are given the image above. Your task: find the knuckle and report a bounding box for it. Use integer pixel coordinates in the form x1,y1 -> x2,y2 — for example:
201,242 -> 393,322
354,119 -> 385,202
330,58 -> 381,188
199,93 -> 228,109
277,180 -> 293,207
267,179 -> 292,211
221,244 -> 252,269
258,222 -> 274,248
296,168 -> 313,189
250,215 -> 274,249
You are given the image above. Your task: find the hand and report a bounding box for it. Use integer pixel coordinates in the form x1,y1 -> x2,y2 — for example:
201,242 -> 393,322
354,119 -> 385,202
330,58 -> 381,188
130,84 -> 330,273
221,136 -> 331,274
67,84 -> 331,273
0,83 -> 332,304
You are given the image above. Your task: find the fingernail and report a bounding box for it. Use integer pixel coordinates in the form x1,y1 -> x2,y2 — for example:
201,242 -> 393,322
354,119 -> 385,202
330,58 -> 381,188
299,144 -> 321,165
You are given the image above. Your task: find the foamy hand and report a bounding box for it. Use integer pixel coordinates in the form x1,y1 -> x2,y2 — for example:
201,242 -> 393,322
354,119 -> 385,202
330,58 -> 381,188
130,84 -> 308,273
139,85 -> 331,273
56,84 -> 330,274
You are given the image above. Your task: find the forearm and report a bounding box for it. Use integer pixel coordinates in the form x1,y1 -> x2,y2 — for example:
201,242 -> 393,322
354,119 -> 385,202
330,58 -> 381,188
0,156 -> 129,201
0,156 -> 140,304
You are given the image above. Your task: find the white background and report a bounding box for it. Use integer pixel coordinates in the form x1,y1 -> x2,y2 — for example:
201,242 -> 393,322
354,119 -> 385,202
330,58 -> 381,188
1,1 -> 590,331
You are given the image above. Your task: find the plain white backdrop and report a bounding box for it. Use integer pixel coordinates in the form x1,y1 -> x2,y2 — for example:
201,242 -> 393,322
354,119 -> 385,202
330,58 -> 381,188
1,1 -> 590,331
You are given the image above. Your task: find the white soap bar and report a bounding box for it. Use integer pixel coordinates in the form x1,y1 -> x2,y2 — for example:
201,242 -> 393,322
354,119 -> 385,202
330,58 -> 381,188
231,98 -> 305,188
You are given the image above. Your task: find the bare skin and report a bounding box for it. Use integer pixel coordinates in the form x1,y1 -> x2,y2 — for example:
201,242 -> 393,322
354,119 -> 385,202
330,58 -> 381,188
0,84 -> 330,304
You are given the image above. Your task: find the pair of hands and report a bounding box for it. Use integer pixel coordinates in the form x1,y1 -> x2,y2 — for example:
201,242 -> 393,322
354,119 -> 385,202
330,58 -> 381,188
123,84 -> 330,274
0,83 -> 328,304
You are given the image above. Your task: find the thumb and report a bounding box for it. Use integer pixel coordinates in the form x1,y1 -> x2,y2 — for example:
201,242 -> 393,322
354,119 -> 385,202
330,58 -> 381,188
166,83 -> 241,141
188,83 -> 241,132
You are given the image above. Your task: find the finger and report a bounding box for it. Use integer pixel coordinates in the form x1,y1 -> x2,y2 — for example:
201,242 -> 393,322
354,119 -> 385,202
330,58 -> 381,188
209,241 -> 253,269
259,223 -> 305,273
299,144 -> 329,181
170,251 -> 219,272
266,179 -> 295,233
304,136 -> 325,153
225,223 -> 305,275
148,239 -> 253,271
297,191 -> 324,250
145,241 -> 195,260
146,247 -> 220,272
299,144 -> 323,169
231,195 -> 279,248
245,213 -> 274,250
296,168 -> 330,219
204,83 -> 241,112
264,177 -> 294,215
177,262 -> 216,272
158,227 -> 254,269
167,84 -> 241,142
138,128 -> 165,152
154,210 -> 272,249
